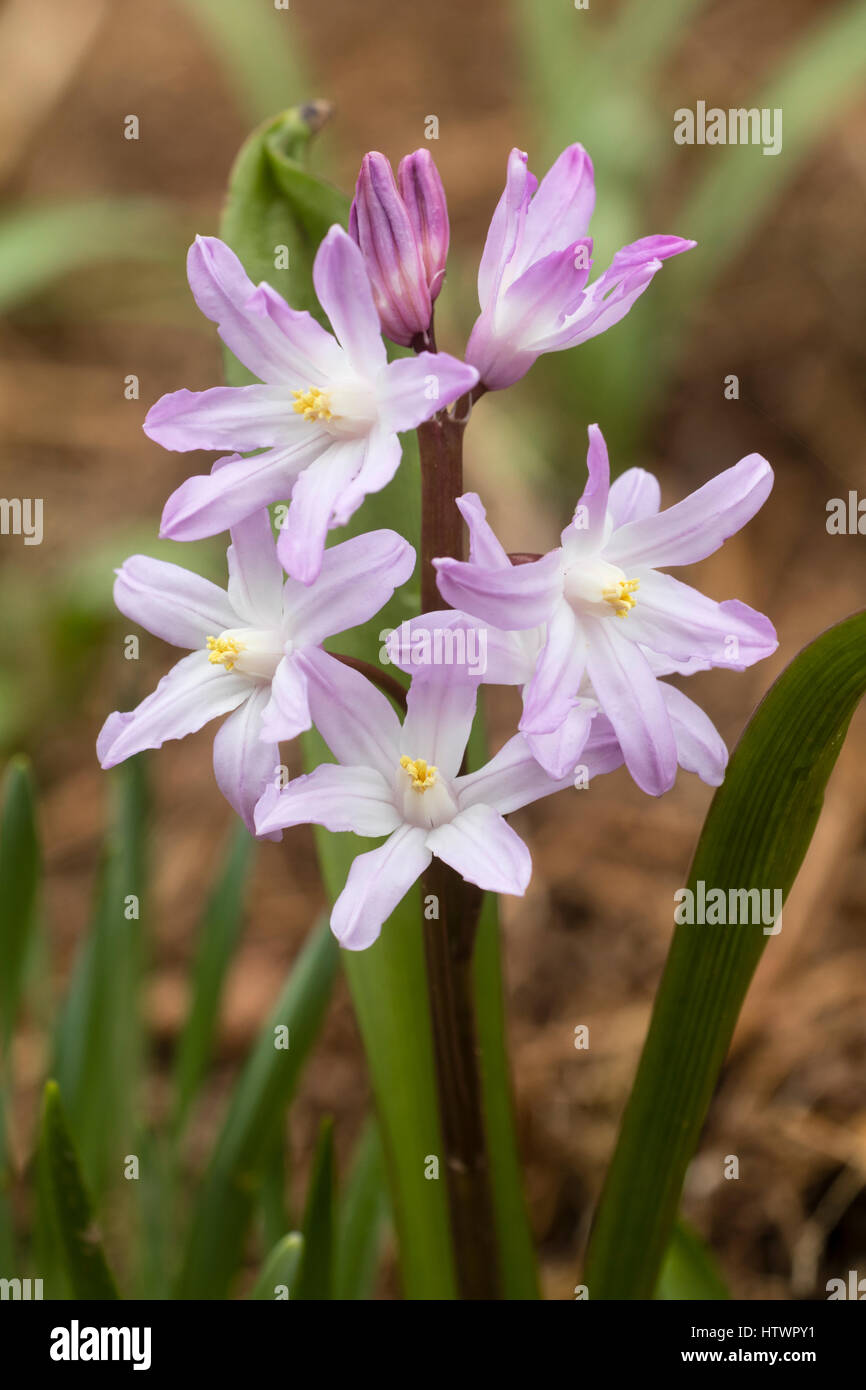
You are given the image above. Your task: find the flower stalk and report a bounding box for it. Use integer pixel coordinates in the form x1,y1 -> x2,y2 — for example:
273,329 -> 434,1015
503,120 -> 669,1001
416,406 -> 502,1300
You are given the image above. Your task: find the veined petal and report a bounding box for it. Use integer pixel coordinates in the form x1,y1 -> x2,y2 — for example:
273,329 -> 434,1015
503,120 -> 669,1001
624,570 -> 778,668
561,423 -> 610,554
583,616 -> 677,796
477,148 -> 537,308
456,733 -> 574,815
522,699 -> 596,781
313,225 -> 387,375
606,453 -> 773,569
435,548 -> 563,631
427,803 -> 531,896
259,654 -> 311,744
400,676 -> 477,780
212,684 -> 283,838
326,426 -> 402,531
226,507 -> 284,626
97,650 -> 248,768
376,353 -> 478,433
297,648 -> 401,781
456,493 -> 511,569
660,682 -> 728,787
255,762 -> 400,839
113,555 -> 236,649
520,600 -> 586,733
287,530 -> 415,648
331,824 -> 432,950
520,143 -> 595,265
144,385 -> 302,453
278,436 -> 369,585
186,235 -> 343,384
607,466 -> 661,528
548,235 -> 695,351
160,438 -> 324,542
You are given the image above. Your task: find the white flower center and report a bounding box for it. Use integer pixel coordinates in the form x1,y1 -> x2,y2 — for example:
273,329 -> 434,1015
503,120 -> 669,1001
206,628 -> 286,680
397,754 -> 458,829
292,380 -> 376,439
563,557 -> 640,619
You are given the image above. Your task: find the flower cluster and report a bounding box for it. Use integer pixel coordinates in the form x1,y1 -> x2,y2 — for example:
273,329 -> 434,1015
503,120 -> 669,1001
99,144 -> 776,949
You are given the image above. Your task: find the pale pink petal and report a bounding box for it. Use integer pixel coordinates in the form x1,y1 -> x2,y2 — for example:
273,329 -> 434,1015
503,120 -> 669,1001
660,682 -> 728,787
435,549 -> 563,631
331,825 -> 432,950
286,530 -> 415,648
583,616 -> 677,796
113,556 -> 236,649
278,437 -> 368,585
376,352 -> 478,433
97,651 -> 248,768
427,803 -> 531,896
297,647 -> 401,781
255,763 -> 400,840
226,508 -> 284,626
160,439 -> 324,542
212,684 -> 283,837
312,225 -> 387,374
144,385 -> 304,452
259,654 -> 311,744
607,467 -> 661,528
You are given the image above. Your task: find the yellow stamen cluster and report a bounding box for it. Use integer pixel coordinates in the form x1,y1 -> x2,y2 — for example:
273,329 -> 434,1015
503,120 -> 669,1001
292,386 -> 333,422
602,577 -> 640,618
206,635 -> 245,671
400,755 -> 438,792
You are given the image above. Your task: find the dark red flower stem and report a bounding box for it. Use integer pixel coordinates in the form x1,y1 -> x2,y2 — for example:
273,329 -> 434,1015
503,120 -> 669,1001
415,398 -> 501,1301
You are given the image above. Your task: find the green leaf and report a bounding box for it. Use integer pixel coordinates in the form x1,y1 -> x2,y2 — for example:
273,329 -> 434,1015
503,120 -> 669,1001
585,610 -> 866,1299
656,1220 -> 730,1301
250,1232 -> 304,1301
53,758 -> 148,1195
172,822 -> 256,1134
0,756 -> 40,1048
293,1119 -> 336,1300
38,1081 -> 119,1300
0,199 -> 178,314
178,0 -> 313,125
336,1119 -> 389,1301
176,919 -> 338,1299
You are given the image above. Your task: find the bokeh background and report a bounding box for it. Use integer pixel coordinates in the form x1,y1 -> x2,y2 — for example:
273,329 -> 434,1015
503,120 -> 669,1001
2,0 -> 865,1298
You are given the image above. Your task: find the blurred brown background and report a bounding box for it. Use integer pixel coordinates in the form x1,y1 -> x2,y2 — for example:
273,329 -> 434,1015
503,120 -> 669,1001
1,0 -> 865,1298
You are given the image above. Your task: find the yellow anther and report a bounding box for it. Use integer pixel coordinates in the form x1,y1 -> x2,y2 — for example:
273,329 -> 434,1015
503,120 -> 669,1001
292,386 -> 334,423
207,635 -> 245,671
602,577 -> 640,617
400,755 -> 438,792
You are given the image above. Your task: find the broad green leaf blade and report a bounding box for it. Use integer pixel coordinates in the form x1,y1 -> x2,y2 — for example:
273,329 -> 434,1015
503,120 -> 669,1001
53,758 -> 148,1195
176,919 -> 338,1299
0,756 -> 40,1048
656,1220 -> 730,1301
585,610 -> 866,1299
178,0 -> 313,124
172,822 -> 256,1134
293,1119 -> 336,1301
336,1119 -> 389,1301
250,1232 -> 304,1301
38,1081 -> 119,1300
0,199 -> 177,314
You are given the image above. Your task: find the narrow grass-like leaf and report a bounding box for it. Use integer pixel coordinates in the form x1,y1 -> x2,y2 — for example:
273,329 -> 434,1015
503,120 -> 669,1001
0,199 -> 177,313
176,919 -> 338,1299
336,1119 -> 389,1301
0,756 -> 40,1049
293,1119 -> 336,1301
250,1232 -> 304,1301
53,758 -> 148,1195
172,822 -> 255,1134
656,1220 -> 730,1301
38,1081 -> 119,1300
585,610 -> 866,1298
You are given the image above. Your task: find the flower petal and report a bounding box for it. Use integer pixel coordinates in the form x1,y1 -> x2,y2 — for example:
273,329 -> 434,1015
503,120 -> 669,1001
386,610 -> 537,685
144,385 -> 303,452
624,570 -> 778,668
456,733 -> 574,814
520,143 -> 595,265
561,423 -> 610,554
286,530 -> 415,648
312,225 -> 387,374
435,548 -> 563,631
160,439 -> 323,542
399,675 -> 477,779
226,508 -> 284,627
376,353 -> 478,433
259,654 -> 311,744
659,682 -> 728,787
255,762 -> 400,839
607,466 -> 661,528
606,453 -> 773,569
549,235 -> 695,351
97,650 -> 248,768
583,616 -> 677,795
113,556 -> 236,649
522,699 -> 596,781
277,437 -> 368,585
212,684 -> 283,837
186,235 -> 343,384
477,148 -> 537,308
297,647 -> 401,781
427,803 -> 531,896
456,492 -> 511,569
331,825 -> 432,950
520,600 -> 586,734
